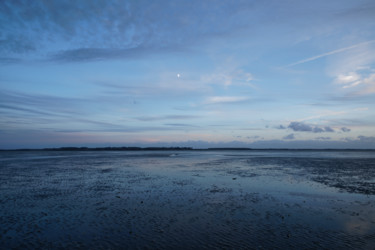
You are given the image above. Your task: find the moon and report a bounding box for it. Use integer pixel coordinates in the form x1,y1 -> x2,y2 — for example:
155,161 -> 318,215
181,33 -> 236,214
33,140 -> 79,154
177,73 -> 180,78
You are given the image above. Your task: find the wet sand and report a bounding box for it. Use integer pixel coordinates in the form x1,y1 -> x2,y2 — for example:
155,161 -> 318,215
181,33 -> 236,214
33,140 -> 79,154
0,150 -> 374,249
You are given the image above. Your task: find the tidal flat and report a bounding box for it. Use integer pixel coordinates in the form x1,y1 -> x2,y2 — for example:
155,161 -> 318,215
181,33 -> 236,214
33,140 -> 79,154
0,150 -> 374,249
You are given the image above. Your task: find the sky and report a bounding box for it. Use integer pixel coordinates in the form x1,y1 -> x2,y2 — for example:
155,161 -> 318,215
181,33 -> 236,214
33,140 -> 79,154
1,0 -> 375,149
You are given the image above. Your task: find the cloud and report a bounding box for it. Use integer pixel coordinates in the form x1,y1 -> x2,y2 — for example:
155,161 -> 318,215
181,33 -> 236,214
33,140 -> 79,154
357,135 -> 375,143
164,123 -> 198,127
94,78 -> 209,99
341,127 -> 351,132
287,122 -> 335,133
204,96 -> 250,105
49,45 -> 188,62
50,47 -> 145,62
59,125 -> 192,133
324,126 -> 335,132
283,133 -> 295,140
334,69 -> 375,95
0,90 -> 88,116
335,72 -> 361,85
0,36 -> 36,55
286,40 -> 375,67
315,137 -> 331,140
246,135 -> 260,140
0,57 -> 23,64
144,137 -> 375,149
136,115 -> 200,122
312,127 -> 324,133
275,125 -> 287,129
0,104 -> 56,117
0,1 -> 257,61
355,73 -> 375,95
328,37 -> 375,97
0,89 -> 152,132
201,69 -> 255,87
288,122 -> 313,132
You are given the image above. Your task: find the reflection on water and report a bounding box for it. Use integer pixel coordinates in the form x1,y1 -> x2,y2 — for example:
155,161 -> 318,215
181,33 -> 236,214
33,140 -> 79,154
0,150 -> 374,249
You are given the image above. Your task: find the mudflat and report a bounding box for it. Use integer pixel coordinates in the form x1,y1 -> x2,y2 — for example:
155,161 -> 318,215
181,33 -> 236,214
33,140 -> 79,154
1,150 -> 374,249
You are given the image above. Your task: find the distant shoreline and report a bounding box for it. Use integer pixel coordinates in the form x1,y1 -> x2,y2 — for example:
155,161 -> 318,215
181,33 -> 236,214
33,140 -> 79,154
0,147 -> 374,151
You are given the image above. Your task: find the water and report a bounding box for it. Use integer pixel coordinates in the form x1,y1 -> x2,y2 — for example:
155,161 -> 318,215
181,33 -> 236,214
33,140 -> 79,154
0,150 -> 374,249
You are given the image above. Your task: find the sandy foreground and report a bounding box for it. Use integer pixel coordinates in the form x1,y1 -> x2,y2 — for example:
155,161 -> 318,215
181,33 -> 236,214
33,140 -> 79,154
0,150 -> 374,249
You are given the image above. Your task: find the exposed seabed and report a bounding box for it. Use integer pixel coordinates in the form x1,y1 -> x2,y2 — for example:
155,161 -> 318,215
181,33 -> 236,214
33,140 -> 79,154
0,150 -> 374,249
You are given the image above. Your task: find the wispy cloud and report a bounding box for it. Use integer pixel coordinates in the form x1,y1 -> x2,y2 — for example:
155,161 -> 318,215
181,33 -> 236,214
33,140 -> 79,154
201,69 -> 255,87
336,72 -> 360,83
164,123 -> 199,127
327,117 -> 375,127
315,137 -> 331,140
353,73 -> 375,95
50,47 -> 146,62
286,40 -> 375,67
54,125 -> 193,133
49,45 -> 190,62
136,115 -> 200,122
334,69 -> 375,96
299,108 -> 359,122
0,1 -> 256,61
0,57 -> 23,64
0,90 -> 88,116
0,89 -> 136,131
204,96 -> 250,105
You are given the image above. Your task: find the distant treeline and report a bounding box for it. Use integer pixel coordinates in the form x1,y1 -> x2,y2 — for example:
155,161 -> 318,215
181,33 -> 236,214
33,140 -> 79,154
207,148 -> 252,150
1,147 -> 194,151
0,147 -> 374,151
45,147 -> 196,151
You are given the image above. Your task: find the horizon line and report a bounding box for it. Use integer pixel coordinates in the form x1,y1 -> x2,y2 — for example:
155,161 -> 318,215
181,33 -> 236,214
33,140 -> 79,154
1,146 -> 374,151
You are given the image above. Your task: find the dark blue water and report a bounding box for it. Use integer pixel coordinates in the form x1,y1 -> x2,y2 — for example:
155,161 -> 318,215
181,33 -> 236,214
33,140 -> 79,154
0,150 -> 374,249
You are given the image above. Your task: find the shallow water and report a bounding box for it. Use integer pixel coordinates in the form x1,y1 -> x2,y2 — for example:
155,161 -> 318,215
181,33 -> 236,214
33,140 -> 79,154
0,150 -> 374,249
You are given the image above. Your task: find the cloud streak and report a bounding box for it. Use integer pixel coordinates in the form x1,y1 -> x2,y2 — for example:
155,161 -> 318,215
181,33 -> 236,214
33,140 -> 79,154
49,45 -> 190,62
136,115 -> 200,122
201,69 -> 255,87
286,40 -> 375,67
204,96 -> 250,105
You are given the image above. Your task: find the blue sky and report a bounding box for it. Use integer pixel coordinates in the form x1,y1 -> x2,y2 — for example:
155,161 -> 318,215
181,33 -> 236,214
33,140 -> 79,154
1,0 -> 375,149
